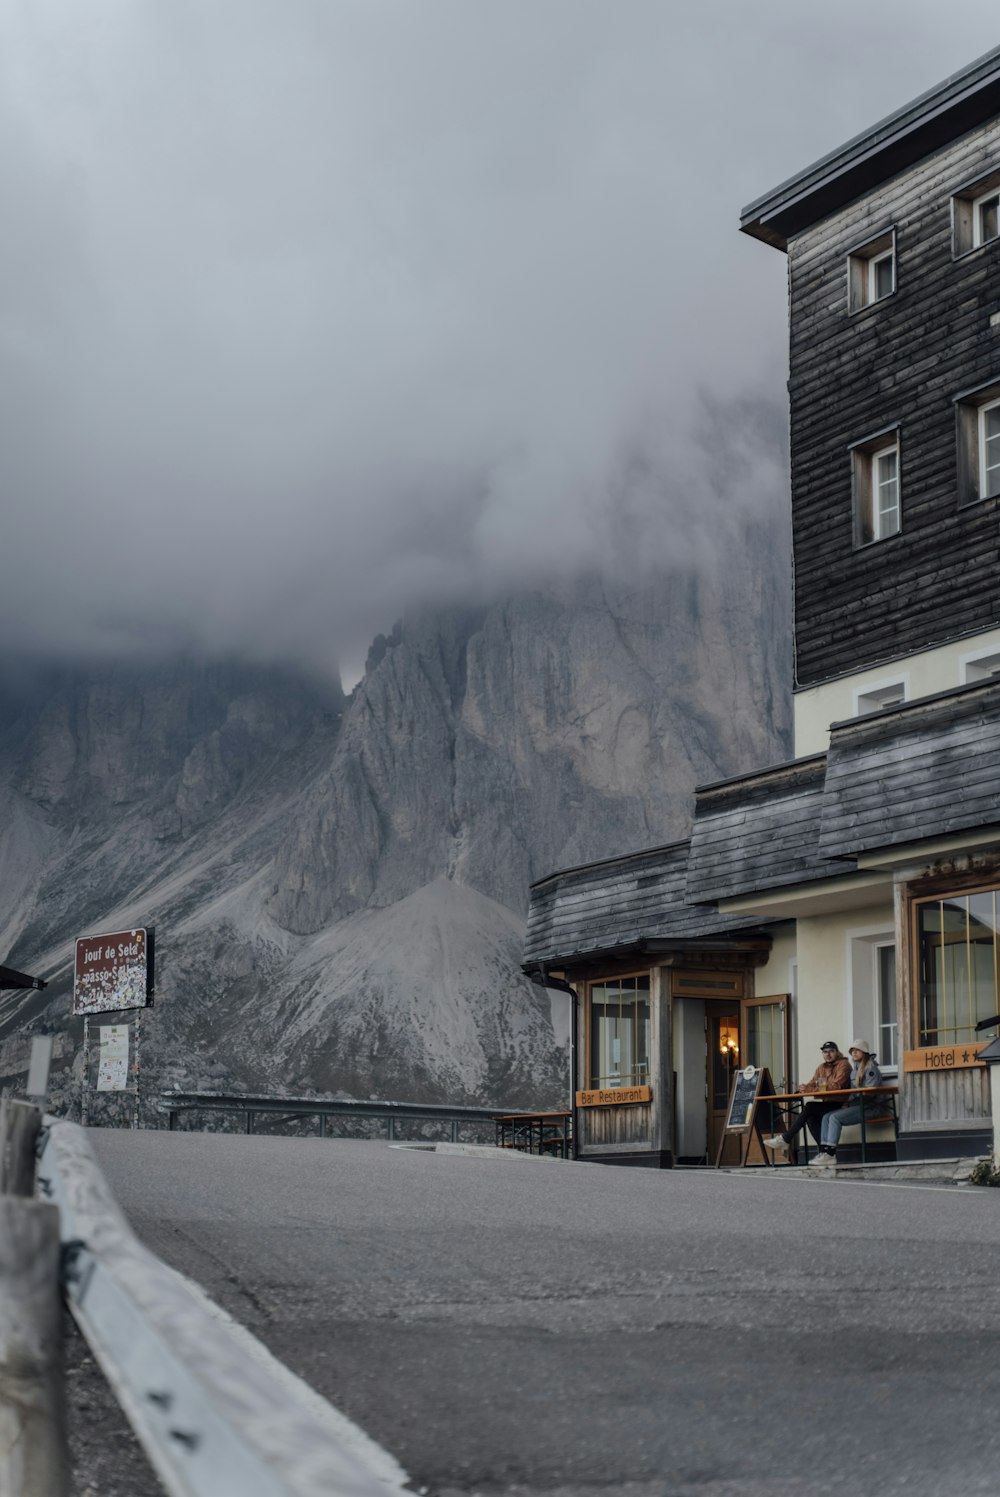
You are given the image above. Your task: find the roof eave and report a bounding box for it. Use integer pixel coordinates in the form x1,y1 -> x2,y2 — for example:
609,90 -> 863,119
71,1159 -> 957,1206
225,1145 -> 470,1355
741,45 -> 1000,251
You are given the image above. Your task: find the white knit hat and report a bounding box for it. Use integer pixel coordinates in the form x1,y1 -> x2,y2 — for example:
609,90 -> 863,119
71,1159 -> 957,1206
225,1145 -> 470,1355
849,1038 -> 871,1054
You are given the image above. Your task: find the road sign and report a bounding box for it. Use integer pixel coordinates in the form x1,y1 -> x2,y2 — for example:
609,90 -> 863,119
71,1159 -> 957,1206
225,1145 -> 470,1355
73,928 -> 153,1016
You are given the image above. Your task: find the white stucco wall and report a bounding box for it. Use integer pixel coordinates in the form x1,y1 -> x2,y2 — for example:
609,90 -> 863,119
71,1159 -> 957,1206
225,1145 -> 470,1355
754,925 -> 797,999
794,625 -> 1000,756
793,902 -> 895,1080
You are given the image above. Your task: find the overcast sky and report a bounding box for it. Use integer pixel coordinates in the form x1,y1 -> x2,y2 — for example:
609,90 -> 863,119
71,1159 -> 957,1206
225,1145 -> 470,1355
2,2 -> 998,682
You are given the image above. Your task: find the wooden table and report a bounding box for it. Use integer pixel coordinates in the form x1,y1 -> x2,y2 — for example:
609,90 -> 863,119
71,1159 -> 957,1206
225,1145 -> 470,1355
755,1086 -> 899,1166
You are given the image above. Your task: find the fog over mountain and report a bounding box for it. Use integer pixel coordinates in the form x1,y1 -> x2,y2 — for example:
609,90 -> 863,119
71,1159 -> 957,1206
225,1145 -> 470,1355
0,535 -> 790,1111
3,7 -> 999,1107
3,5 -> 998,677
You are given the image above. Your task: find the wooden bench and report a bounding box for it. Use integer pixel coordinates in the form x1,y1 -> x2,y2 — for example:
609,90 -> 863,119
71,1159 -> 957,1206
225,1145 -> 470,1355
495,1112 -> 572,1158
774,1086 -> 899,1165
838,1102 -> 899,1163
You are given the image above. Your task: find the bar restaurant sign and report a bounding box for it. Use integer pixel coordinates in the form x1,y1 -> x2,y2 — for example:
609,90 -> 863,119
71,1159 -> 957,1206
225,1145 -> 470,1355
576,1085 -> 652,1108
73,928 -> 153,1016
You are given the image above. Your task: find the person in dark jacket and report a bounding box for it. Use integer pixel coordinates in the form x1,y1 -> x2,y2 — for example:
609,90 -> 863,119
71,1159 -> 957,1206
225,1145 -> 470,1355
763,1041 -> 852,1158
810,1040 -> 883,1166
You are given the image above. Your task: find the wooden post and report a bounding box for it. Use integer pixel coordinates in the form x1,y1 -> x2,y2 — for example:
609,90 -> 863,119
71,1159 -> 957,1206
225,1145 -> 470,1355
650,965 -> 674,1167
0,1198 -> 69,1497
81,1017 -> 90,1129
0,1101 -> 42,1198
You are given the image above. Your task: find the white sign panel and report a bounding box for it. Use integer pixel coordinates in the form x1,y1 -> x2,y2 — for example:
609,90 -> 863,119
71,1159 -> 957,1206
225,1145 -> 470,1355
96,1025 -> 131,1092
26,1035 -> 53,1097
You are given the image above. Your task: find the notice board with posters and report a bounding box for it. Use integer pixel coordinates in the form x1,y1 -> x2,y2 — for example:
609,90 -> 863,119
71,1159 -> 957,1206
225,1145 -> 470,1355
96,1024 -> 131,1091
73,928 -> 154,1016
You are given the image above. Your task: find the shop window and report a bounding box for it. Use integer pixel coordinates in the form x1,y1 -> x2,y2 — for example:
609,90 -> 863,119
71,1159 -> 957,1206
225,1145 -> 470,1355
915,884 -> 1000,1047
587,975 -> 650,1088
848,229 -> 896,312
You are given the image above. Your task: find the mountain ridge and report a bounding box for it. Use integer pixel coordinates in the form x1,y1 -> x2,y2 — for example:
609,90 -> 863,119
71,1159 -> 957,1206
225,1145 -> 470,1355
0,549 -> 791,1114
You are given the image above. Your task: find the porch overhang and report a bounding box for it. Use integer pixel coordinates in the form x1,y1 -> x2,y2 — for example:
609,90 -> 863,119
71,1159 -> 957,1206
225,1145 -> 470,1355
716,870 -> 892,920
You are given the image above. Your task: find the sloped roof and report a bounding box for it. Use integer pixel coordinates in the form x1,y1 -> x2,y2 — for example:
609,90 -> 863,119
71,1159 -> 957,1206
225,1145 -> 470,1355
818,679 -> 1000,858
524,681 -> 1000,970
523,841 -> 769,968
685,755 -> 844,903
741,44 -> 1000,250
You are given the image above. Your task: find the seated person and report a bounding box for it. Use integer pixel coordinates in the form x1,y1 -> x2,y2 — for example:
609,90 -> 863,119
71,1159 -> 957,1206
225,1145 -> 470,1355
810,1041 -> 884,1166
763,1041 -> 851,1156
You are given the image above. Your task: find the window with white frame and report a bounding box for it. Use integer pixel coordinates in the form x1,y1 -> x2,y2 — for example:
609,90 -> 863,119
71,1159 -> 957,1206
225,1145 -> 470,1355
961,647 -> 1000,684
981,397 -> 1000,498
854,678 -> 907,717
849,929 -> 897,1072
848,229 -> 895,312
852,431 -> 901,545
975,186 -> 1000,247
955,382 -> 1000,506
953,170 -> 1000,256
876,943 -> 897,1069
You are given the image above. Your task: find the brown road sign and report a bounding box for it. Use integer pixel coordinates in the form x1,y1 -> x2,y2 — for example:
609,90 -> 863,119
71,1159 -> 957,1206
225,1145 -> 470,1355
73,928 -> 152,1016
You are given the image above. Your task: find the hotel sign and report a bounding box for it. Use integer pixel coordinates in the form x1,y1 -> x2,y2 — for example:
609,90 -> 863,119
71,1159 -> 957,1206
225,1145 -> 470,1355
903,1043 -> 986,1073
576,1085 -> 652,1107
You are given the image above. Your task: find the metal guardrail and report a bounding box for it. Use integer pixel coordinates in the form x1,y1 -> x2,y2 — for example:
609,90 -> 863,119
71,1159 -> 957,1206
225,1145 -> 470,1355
159,1090 -> 505,1140
37,1117 -> 410,1497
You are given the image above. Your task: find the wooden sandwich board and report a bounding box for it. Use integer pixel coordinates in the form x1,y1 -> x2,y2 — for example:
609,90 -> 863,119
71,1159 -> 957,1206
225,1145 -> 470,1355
715,1065 -> 776,1168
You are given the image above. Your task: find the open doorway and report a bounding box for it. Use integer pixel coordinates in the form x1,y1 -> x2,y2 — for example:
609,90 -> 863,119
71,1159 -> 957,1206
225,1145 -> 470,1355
672,977 -> 790,1166
671,971 -> 745,1166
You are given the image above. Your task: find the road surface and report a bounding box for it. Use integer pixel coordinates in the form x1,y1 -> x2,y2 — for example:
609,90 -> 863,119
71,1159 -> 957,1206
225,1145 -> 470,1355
89,1131 -> 1000,1496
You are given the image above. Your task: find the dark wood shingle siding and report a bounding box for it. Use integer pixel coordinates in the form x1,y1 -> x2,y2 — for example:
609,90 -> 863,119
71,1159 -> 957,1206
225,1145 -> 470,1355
789,117 -> 1000,688
685,758 -> 842,903
523,843 -> 759,967
818,682 -> 1000,856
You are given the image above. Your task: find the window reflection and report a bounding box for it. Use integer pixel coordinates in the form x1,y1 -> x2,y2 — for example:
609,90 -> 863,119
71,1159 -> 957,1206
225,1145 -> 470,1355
588,976 -> 650,1087
917,886 -> 1000,1045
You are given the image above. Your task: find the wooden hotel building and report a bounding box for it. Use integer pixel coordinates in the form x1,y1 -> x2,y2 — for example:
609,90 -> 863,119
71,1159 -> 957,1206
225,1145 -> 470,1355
525,45 -> 1000,1167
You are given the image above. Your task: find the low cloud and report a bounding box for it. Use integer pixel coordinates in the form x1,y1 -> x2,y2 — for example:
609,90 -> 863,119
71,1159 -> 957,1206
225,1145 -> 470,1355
1,2 -> 997,679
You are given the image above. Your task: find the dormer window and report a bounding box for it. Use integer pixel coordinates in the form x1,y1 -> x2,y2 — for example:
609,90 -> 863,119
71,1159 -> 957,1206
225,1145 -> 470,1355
848,229 -> 895,312
952,168 -> 1000,256
854,679 -> 907,717
851,429 -> 901,546
961,648 -> 1000,684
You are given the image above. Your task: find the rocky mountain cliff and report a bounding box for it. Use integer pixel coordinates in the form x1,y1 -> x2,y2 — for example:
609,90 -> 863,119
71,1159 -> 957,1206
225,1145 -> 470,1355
0,532 -> 791,1115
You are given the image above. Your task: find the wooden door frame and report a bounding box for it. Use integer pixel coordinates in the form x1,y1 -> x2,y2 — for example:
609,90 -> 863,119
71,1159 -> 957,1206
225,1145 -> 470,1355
742,993 -> 791,1095
704,997 -> 743,1168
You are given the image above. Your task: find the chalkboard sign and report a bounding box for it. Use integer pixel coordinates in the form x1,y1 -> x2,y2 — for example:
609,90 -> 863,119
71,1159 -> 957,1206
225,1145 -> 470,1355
725,1065 -> 764,1131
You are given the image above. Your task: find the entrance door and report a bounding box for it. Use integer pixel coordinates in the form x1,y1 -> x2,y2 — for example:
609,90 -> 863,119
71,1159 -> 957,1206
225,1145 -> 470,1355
706,999 -> 742,1166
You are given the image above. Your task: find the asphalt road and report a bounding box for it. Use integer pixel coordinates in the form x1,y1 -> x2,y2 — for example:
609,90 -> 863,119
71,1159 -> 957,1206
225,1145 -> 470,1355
90,1132 -> 1000,1497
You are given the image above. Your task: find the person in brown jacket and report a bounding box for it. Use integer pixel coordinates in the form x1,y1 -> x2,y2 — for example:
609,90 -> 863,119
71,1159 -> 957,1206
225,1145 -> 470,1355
763,1041 -> 852,1158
